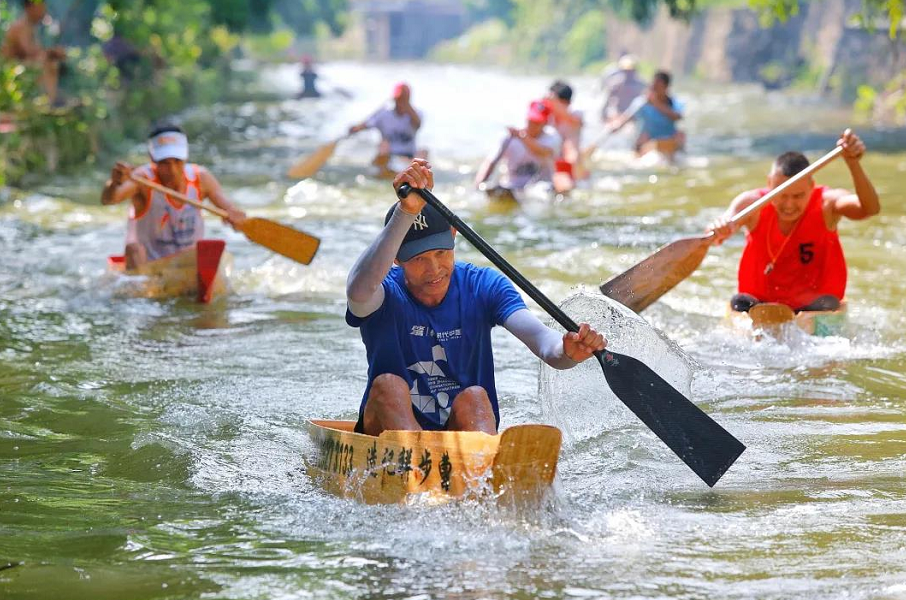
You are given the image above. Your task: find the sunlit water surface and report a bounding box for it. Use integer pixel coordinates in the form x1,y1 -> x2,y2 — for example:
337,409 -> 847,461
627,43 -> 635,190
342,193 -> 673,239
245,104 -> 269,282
1,62 -> 905,599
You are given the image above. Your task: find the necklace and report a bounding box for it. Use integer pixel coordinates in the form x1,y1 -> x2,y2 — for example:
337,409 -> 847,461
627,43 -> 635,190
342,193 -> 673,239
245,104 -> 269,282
764,211 -> 804,275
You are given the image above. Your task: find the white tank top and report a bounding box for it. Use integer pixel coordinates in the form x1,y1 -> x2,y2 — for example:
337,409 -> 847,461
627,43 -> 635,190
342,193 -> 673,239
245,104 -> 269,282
126,163 -> 205,261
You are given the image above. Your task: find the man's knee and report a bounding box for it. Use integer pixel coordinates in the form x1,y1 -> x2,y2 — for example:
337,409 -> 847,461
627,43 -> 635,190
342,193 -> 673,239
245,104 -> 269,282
798,295 -> 840,312
731,293 -> 760,313
367,373 -> 410,409
362,374 -> 417,435
449,387 -> 496,434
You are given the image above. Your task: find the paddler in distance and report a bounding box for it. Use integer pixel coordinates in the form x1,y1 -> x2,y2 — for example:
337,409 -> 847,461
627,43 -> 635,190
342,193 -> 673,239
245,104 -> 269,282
348,82 -> 425,173
346,158 -> 606,436
474,100 -> 561,198
101,123 -> 247,269
708,129 -> 880,313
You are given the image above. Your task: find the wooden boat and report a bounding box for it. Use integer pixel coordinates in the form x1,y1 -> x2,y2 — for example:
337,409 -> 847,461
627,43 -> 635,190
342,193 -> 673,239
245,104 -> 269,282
483,185 -> 520,204
108,239 -> 231,303
728,302 -> 847,338
306,419 -> 561,505
372,154 -> 414,180
637,138 -> 681,167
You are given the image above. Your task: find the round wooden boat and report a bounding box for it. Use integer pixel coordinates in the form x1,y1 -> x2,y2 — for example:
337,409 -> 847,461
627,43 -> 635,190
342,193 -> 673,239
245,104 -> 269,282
637,138 -> 681,168
483,185 -> 521,204
371,154 -> 415,180
306,419 -> 561,505
107,239 -> 231,303
727,302 -> 847,338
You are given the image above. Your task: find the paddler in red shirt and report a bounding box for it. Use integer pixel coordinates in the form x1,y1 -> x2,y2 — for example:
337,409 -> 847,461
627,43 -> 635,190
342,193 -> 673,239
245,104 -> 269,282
709,129 -> 880,313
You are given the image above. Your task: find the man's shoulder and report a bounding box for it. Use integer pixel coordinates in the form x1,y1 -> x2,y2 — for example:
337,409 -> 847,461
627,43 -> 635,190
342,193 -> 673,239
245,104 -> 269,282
455,262 -> 510,289
1,18 -> 27,49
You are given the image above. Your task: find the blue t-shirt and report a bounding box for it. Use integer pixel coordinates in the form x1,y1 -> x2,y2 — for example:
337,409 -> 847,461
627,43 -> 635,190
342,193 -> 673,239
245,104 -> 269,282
630,96 -> 682,140
346,262 -> 527,430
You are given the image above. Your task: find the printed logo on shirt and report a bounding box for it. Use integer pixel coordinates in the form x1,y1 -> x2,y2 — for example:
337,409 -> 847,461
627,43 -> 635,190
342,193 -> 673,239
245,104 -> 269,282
410,325 -> 427,337
435,328 -> 461,342
407,344 -> 462,424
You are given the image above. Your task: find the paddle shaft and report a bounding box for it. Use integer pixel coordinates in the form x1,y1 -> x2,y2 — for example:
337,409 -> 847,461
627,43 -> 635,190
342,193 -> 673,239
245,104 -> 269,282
583,99 -> 645,157
397,184 -> 582,336
727,145 -> 843,228
131,175 -> 229,219
478,135 -> 514,185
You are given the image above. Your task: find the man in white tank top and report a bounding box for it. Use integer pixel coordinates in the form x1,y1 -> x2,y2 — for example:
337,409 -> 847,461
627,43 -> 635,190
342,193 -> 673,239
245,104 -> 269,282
474,101 -> 561,195
101,123 -> 247,269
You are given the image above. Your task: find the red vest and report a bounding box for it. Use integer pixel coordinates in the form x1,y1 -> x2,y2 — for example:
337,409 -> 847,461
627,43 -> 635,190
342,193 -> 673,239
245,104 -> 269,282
738,185 -> 846,308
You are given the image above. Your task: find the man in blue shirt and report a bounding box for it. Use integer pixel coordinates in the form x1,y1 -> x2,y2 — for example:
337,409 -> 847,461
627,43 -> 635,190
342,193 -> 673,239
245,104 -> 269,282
609,70 -> 685,159
346,159 -> 607,436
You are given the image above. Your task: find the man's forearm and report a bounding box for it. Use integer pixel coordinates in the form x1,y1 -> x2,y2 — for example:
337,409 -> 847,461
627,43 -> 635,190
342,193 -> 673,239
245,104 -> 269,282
101,181 -> 124,205
848,160 -> 880,216
346,205 -> 416,316
504,309 -> 577,370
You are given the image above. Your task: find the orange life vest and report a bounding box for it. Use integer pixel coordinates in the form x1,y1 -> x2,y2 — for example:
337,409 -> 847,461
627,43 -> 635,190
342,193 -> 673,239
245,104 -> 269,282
738,185 -> 846,309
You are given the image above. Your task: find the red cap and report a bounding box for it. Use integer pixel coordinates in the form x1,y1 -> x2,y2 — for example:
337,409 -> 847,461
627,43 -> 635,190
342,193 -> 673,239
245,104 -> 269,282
393,82 -> 410,98
527,100 -> 550,124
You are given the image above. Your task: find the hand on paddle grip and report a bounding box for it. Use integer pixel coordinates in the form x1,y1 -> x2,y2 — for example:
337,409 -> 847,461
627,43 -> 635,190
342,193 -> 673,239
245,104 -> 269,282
222,207 -> 247,231
563,323 -> 607,363
837,128 -> 865,163
393,158 -> 433,215
707,215 -> 738,246
111,162 -> 133,186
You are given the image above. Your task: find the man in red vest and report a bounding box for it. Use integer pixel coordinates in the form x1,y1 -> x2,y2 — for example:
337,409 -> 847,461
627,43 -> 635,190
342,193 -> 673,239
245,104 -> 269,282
709,129 -> 880,312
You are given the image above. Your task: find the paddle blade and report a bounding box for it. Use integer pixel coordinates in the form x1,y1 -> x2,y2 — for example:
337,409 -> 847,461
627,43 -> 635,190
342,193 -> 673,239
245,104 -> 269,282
580,144 -> 598,163
287,140 -> 338,179
196,239 -> 225,303
601,236 -> 711,313
600,351 -> 745,486
239,218 -> 320,265
748,303 -> 795,327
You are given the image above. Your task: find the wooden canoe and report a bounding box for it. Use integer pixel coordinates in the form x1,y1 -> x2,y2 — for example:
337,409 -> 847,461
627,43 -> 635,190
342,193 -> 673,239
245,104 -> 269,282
728,302 -> 847,338
483,186 -> 521,204
637,138 -> 680,167
371,154 -> 413,180
306,419 -> 561,505
108,239 -> 231,303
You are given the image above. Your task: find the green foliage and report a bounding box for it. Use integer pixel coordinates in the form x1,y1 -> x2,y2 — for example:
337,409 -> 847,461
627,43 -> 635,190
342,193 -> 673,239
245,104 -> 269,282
244,29 -> 296,61
852,0 -> 905,39
464,0 -> 516,25
854,84 -> 878,116
562,11 -> 607,69
1,0 -> 351,187
430,19 -> 512,64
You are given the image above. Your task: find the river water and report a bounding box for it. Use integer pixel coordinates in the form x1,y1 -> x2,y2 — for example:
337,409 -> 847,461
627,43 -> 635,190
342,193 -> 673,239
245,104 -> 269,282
1,62 -> 905,599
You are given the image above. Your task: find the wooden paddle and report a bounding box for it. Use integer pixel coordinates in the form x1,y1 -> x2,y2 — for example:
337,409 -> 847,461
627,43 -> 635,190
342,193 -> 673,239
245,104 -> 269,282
600,145 -> 844,313
131,175 -> 320,265
396,183 -> 745,487
580,100 -> 645,163
287,135 -> 347,179
476,134 -> 514,189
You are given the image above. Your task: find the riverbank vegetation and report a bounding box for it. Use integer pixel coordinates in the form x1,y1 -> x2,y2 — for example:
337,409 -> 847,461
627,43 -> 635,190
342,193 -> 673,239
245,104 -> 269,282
0,0 -> 347,187
435,0 -> 904,121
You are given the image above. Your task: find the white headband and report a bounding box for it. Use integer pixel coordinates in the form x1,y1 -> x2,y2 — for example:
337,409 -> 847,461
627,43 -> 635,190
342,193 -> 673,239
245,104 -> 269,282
148,131 -> 188,162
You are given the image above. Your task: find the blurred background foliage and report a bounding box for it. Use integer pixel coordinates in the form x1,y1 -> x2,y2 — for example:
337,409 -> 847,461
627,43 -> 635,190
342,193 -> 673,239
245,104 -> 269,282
0,0 -> 348,186
1,0 -> 903,187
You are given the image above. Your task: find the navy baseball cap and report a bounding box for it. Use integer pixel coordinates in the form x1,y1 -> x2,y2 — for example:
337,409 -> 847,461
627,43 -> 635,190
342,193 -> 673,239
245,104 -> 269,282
384,202 -> 454,262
